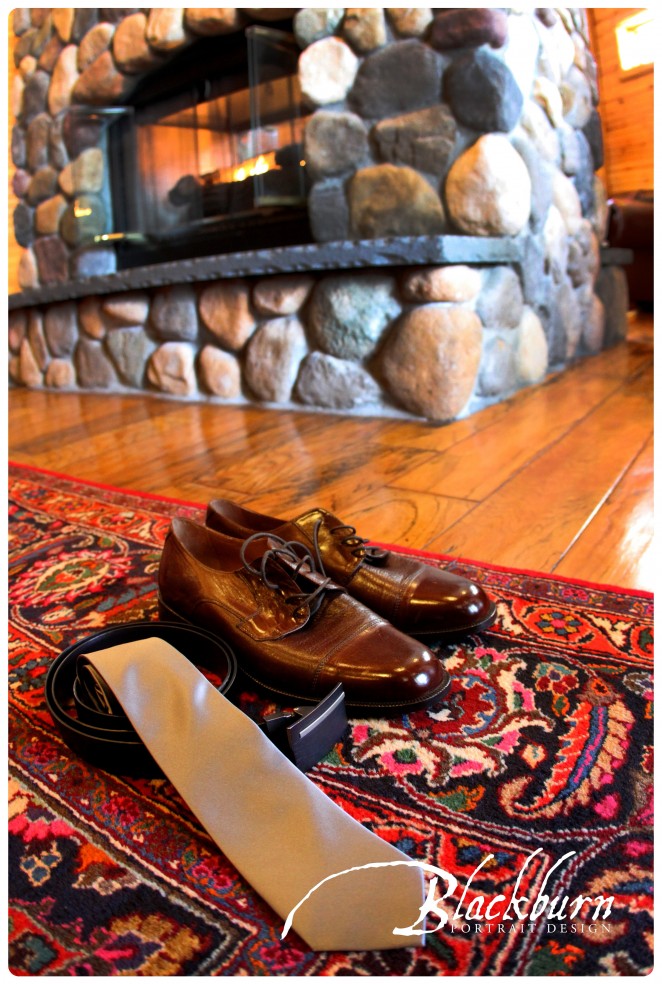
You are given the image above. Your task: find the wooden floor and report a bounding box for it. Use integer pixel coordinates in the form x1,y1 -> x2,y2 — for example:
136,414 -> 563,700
8,311 -> 655,592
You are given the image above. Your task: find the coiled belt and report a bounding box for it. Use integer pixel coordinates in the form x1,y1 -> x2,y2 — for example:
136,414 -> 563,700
45,621 -> 346,775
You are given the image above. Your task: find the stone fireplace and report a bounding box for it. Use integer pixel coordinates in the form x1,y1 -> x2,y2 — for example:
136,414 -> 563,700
9,7 -> 630,422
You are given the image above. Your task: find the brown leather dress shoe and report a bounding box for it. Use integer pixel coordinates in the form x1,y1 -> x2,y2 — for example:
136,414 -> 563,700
205,500 -> 496,639
157,518 -> 450,712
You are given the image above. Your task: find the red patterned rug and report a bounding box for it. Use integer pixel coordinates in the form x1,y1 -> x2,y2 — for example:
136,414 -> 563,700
8,463 -> 654,976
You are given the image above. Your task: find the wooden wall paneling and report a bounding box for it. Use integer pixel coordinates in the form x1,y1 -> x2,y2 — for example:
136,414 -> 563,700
588,8 -> 654,196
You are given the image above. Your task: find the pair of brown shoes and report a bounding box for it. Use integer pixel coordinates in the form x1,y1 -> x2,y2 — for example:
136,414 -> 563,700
157,501 -> 496,713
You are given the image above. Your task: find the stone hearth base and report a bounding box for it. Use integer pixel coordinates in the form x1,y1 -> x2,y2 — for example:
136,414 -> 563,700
8,236 -> 629,423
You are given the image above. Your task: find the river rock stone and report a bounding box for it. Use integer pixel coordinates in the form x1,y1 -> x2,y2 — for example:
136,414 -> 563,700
309,274 -> 400,360
78,296 -> 109,338
78,22 -> 116,71
308,180 -> 351,242
39,35 -> 65,73
373,105 -> 456,177
73,50 -> 135,104
443,49 -> 524,133
44,301 -> 79,356
381,306 -> 483,421
12,73 -> 26,122
570,130 -> 595,216
298,37 -> 359,107
252,275 -> 314,315
304,110 -> 369,179
199,281 -> 255,350
9,311 -> 28,353
113,12 -> 164,73
72,246 -> 117,279
386,7 -> 433,38
349,164 -> 445,238
34,236 -> 69,284
445,135 -> 531,237
342,8 -> 387,54
62,111 -> 104,158
402,265 -> 481,303
184,9 -> 242,35
14,203 -> 34,247
59,147 -> 105,196
595,267 -> 629,348
430,7 -> 509,50
106,326 -> 155,387
245,317 -> 308,403
27,311 -> 49,371
20,70 -> 50,123
13,168 -> 31,198
583,110 -> 604,171
477,332 -> 517,396
71,9 -> 99,43
533,76 -> 564,127
519,99 -> 560,164
102,291 -> 150,326
553,170 -> 583,230
295,352 -> 382,409
511,131 -> 554,233
516,306 -> 548,383
60,194 -> 107,247
48,116 -> 69,170
99,9 -> 141,25
145,8 -> 189,52
198,346 -> 242,398
350,40 -> 442,118
45,359 -> 76,388
75,338 -> 118,389
560,64 -> 593,129
19,338 -> 43,387
147,343 -> 196,395
13,8 -> 32,35
49,45 -> 80,114
476,266 -> 524,329
35,194 -> 67,235
26,113 -> 51,171
567,219 -> 599,288
543,205 -> 569,283
150,285 -> 198,341
18,248 -> 40,289
581,293 -> 605,354
11,126 -> 27,168
294,8 -> 344,47
52,9 -> 75,42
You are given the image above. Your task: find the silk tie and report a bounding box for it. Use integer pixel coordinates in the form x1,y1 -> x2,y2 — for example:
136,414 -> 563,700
84,637 -> 427,951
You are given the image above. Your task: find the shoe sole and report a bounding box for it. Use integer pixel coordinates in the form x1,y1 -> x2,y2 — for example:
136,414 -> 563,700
157,593 -> 451,714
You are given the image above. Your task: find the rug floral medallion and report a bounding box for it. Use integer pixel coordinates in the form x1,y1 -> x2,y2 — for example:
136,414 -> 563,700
8,464 -> 653,976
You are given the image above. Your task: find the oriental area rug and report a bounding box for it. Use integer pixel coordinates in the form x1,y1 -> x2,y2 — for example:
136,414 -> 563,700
8,463 -> 654,976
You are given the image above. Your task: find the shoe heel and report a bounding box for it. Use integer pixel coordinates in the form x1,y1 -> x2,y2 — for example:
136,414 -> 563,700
157,594 -> 190,625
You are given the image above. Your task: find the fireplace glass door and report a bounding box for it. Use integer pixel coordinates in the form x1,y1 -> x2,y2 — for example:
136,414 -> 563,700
68,27 -> 311,267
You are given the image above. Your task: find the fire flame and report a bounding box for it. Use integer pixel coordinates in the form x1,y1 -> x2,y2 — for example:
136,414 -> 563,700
232,152 -> 275,183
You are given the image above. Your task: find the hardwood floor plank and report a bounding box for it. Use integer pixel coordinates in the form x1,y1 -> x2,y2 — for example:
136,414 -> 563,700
554,435 -> 655,591
7,313 -> 654,590
423,371 -> 653,574
390,361 -> 652,501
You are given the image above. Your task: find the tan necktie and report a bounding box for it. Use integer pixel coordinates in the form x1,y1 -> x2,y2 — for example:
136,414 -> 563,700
84,637 -> 426,952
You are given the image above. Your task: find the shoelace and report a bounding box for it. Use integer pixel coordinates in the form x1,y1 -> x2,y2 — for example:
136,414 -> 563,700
240,532 -> 334,617
310,519 -> 388,575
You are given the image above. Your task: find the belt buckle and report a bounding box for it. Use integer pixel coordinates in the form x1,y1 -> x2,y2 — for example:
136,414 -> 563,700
263,684 -> 348,772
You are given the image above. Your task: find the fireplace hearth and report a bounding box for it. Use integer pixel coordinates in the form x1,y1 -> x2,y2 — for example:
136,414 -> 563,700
9,8 -> 630,423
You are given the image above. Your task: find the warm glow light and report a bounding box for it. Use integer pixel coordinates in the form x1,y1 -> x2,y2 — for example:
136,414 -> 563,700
232,153 -> 275,183
615,8 -> 654,71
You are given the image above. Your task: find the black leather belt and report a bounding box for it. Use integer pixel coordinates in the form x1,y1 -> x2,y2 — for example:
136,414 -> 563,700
46,621 -> 347,776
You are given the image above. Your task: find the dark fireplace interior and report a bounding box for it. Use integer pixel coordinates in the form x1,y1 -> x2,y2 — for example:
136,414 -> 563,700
72,22 -> 313,268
